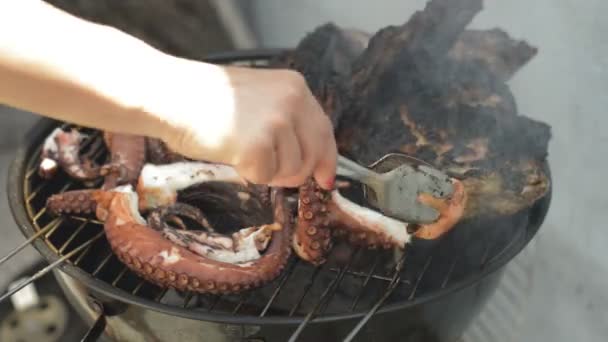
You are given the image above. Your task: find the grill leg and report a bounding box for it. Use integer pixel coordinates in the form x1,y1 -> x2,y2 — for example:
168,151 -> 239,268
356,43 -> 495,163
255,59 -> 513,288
80,312 -> 106,342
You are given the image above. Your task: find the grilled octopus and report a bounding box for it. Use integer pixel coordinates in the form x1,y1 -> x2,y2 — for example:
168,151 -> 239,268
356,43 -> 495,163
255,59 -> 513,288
42,0 -> 551,294
38,127 -> 102,181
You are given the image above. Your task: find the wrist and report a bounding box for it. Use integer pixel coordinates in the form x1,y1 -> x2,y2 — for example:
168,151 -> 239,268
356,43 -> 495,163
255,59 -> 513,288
137,55 -> 238,161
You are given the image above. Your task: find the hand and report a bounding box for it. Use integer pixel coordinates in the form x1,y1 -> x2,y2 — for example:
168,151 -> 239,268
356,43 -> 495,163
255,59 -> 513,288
151,61 -> 337,190
0,0 -> 331,190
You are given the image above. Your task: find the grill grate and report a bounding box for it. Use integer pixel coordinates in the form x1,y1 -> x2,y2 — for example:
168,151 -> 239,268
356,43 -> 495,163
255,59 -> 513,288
3,51 -> 549,341
19,125 -> 525,314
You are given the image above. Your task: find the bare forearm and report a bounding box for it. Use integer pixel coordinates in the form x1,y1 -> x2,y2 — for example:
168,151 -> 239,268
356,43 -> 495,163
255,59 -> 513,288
0,0 -> 175,137
0,0 -> 338,187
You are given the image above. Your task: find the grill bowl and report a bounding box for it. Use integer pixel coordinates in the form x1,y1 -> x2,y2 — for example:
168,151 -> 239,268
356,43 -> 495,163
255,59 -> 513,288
6,49 -> 552,341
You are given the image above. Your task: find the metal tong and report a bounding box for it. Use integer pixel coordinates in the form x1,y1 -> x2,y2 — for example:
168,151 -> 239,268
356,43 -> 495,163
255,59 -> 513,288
336,154 -> 454,224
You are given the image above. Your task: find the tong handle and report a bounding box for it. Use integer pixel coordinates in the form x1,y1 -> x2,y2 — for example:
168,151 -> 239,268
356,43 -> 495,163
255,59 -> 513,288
336,156 -> 381,185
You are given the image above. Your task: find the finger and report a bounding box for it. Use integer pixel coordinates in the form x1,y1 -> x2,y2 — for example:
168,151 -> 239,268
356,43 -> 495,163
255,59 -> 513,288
270,120 -> 314,187
312,117 -> 338,190
269,124 -> 303,186
304,99 -> 337,190
269,176 -> 308,188
236,136 -> 277,184
285,99 -> 336,190
282,113 -> 320,186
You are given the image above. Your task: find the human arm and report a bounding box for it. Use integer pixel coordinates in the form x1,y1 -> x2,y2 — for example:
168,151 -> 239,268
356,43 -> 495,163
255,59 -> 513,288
0,0 -> 337,189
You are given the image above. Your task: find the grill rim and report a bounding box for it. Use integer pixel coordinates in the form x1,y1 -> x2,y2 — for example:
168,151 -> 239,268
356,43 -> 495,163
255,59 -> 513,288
6,48 -> 552,326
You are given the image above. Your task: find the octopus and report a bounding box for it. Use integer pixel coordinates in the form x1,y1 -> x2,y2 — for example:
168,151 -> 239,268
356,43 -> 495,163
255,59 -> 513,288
41,0 -> 551,294
38,127 -> 102,181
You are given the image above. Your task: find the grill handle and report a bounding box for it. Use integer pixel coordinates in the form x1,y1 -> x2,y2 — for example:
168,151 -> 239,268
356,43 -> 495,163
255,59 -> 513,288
81,312 -> 106,342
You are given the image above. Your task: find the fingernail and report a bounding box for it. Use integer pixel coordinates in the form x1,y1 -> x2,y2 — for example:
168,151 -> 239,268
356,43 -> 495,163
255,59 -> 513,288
325,178 -> 335,190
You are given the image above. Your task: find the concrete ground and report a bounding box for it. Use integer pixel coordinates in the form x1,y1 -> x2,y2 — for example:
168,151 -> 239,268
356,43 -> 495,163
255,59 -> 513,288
0,1 -> 607,341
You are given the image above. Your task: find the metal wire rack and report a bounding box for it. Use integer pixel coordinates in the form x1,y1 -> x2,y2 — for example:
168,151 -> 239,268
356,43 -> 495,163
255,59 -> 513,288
2,49 -> 551,342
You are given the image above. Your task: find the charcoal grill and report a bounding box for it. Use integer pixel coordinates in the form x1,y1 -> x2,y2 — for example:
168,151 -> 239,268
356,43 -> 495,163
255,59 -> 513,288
3,49 -> 551,342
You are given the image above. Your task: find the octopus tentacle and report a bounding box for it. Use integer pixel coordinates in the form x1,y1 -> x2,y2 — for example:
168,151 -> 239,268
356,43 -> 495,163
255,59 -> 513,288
293,181 -> 333,266
100,133 -> 146,189
136,161 -> 245,210
328,190 -> 413,249
164,215 -> 187,230
147,203 -> 215,232
146,138 -> 186,164
101,186 -> 292,293
161,224 -> 278,264
38,128 -> 62,179
46,161 -> 247,221
294,180 -> 411,265
45,130 -> 147,216
294,176 -> 467,265
81,136 -> 104,161
46,189 -> 99,216
54,128 -> 101,181
412,179 -> 467,239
